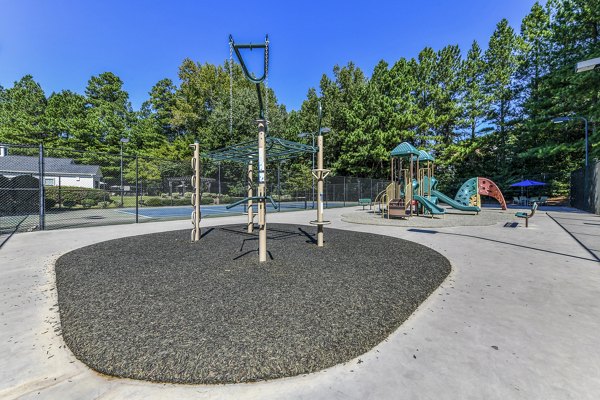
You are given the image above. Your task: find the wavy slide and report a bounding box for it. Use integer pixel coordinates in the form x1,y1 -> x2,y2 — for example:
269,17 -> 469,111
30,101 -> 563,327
432,190 -> 481,213
413,194 -> 446,215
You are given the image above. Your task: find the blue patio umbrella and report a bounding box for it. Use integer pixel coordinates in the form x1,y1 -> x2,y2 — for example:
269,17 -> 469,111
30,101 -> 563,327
510,180 -> 547,197
510,180 -> 547,187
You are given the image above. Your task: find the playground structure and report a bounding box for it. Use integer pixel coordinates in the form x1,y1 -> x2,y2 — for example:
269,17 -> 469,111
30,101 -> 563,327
455,177 -> 507,210
377,142 -> 445,219
191,35 -> 329,262
377,142 -> 508,218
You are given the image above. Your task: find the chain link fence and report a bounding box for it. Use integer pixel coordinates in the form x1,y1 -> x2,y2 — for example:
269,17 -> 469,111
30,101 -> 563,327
0,143 -> 388,245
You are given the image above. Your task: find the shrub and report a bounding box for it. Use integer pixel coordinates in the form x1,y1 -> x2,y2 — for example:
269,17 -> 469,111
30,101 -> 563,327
184,191 -> 192,198
200,197 -> 213,205
81,199 -> 96,208
144,198 -> 162,207
45,186 -> 108,207
44,198 -> 57,210
172,193 -> 180,199
63,200 -> 77,208
220,195 -> 231,204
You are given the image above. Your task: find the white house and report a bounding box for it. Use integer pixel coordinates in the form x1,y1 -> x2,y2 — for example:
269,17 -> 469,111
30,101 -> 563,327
0,155 -> 102,188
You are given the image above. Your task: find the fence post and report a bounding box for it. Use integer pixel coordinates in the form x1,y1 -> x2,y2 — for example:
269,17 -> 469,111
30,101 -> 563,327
325,179 -> 328,208
343,176 -> 346,207
277,162 -> 281,212
38,143 -> 45,230
135,156 -> 139,223
58,176 -> 62,210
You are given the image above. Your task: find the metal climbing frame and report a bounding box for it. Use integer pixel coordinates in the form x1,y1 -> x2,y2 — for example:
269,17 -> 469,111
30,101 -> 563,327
202,136 -> 317,259
190,142 -> 201,241
192,35 -> 322,262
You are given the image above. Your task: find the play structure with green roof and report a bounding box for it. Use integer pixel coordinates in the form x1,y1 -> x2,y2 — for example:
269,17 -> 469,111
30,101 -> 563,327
377,142 -> 508,218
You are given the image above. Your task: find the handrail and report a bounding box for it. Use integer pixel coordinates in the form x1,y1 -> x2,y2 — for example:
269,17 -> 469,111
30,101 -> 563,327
226,195 -> 278,210
374,189 -> 386,204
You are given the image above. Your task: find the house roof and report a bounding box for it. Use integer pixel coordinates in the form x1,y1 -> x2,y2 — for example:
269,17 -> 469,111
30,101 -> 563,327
0,156 -> 102,177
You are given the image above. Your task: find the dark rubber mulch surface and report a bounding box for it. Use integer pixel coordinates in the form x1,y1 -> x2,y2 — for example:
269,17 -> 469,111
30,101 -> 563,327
55,224 -> 450,384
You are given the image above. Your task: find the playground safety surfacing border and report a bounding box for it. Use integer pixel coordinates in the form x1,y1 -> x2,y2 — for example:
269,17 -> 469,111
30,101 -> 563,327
54,223 -> 450,384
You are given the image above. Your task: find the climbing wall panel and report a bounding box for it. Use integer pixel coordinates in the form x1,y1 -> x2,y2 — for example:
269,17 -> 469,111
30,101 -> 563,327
477,177 -> 507,210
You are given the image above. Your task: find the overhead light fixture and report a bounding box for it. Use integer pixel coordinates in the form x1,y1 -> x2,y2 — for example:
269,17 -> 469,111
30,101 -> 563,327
575,57 -> 600,73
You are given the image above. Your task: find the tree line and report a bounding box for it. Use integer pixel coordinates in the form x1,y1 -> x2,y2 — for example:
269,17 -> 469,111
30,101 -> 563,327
0,0 -> 598,194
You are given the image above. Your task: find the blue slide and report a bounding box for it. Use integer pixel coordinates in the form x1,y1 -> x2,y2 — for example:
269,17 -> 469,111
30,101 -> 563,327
413,194 -> 446,216
431,190 -> 480,213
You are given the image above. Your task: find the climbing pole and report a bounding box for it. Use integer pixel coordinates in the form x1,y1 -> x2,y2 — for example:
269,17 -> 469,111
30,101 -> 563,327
190,142 -> 201,241
309,102 -> 331,246
229,34 -> 270,262
257,119 -> 267,260
247,161 -> 254,233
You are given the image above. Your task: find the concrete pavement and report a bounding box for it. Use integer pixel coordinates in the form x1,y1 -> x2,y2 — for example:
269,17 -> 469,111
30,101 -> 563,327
1,207 -> 599,399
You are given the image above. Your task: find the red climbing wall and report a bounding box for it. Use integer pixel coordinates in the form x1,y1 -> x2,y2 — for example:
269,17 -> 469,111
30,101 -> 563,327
477,177 -> 507,210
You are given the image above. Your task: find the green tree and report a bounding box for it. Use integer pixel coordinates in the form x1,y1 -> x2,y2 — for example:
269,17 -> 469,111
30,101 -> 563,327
432,44 -> 464,147
144,78 -> 180,142
85,72 -> 134,154
461,41 -> 488,140
484,19 -> 521,172
44,90 -> 90,151
0,75 -> 47,144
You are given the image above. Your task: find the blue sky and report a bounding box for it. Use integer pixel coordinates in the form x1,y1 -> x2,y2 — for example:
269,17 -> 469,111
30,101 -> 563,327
0,0 -> 541,111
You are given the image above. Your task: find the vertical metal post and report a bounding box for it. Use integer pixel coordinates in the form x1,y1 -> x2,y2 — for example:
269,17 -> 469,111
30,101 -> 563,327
311,133 -> 315,209
343,176 -> 346,207
584,118 -> 589,168
277,162 -> 281,212
409,154 -> 413,217
315,134 -> 329,247
38,143 -> 45,230
416,158 -> 420,216
247,162 -> 254,233
257,119 -> 267,262
583,118 -> 589,206
190,143 -> 201,241
135,156 -> 139,223
218,162 -> 221,199
58,176 -> 62,210
120,142 -> 124,207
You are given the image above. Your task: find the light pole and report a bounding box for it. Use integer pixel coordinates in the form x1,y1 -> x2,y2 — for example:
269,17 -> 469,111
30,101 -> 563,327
552,116 -> 589,167
298,101 -> 329,209
120,137 -> 129,207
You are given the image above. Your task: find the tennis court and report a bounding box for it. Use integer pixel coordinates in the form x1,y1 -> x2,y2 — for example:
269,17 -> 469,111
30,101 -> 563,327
118,201 -> 346,219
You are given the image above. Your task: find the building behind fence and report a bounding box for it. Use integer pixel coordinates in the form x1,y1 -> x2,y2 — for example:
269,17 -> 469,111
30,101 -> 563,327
0,143 -> 389,244
571,160 -> 600,215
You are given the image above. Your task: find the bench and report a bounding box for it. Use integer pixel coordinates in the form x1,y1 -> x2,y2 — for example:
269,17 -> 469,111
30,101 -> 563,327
515,202 -> 538,228
358,198 -> 372,210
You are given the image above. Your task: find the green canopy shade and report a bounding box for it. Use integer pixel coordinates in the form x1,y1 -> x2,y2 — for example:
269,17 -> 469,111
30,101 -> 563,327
418,150 -> 435,162
390,142 -> 420,158
205,136 -> 317,163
